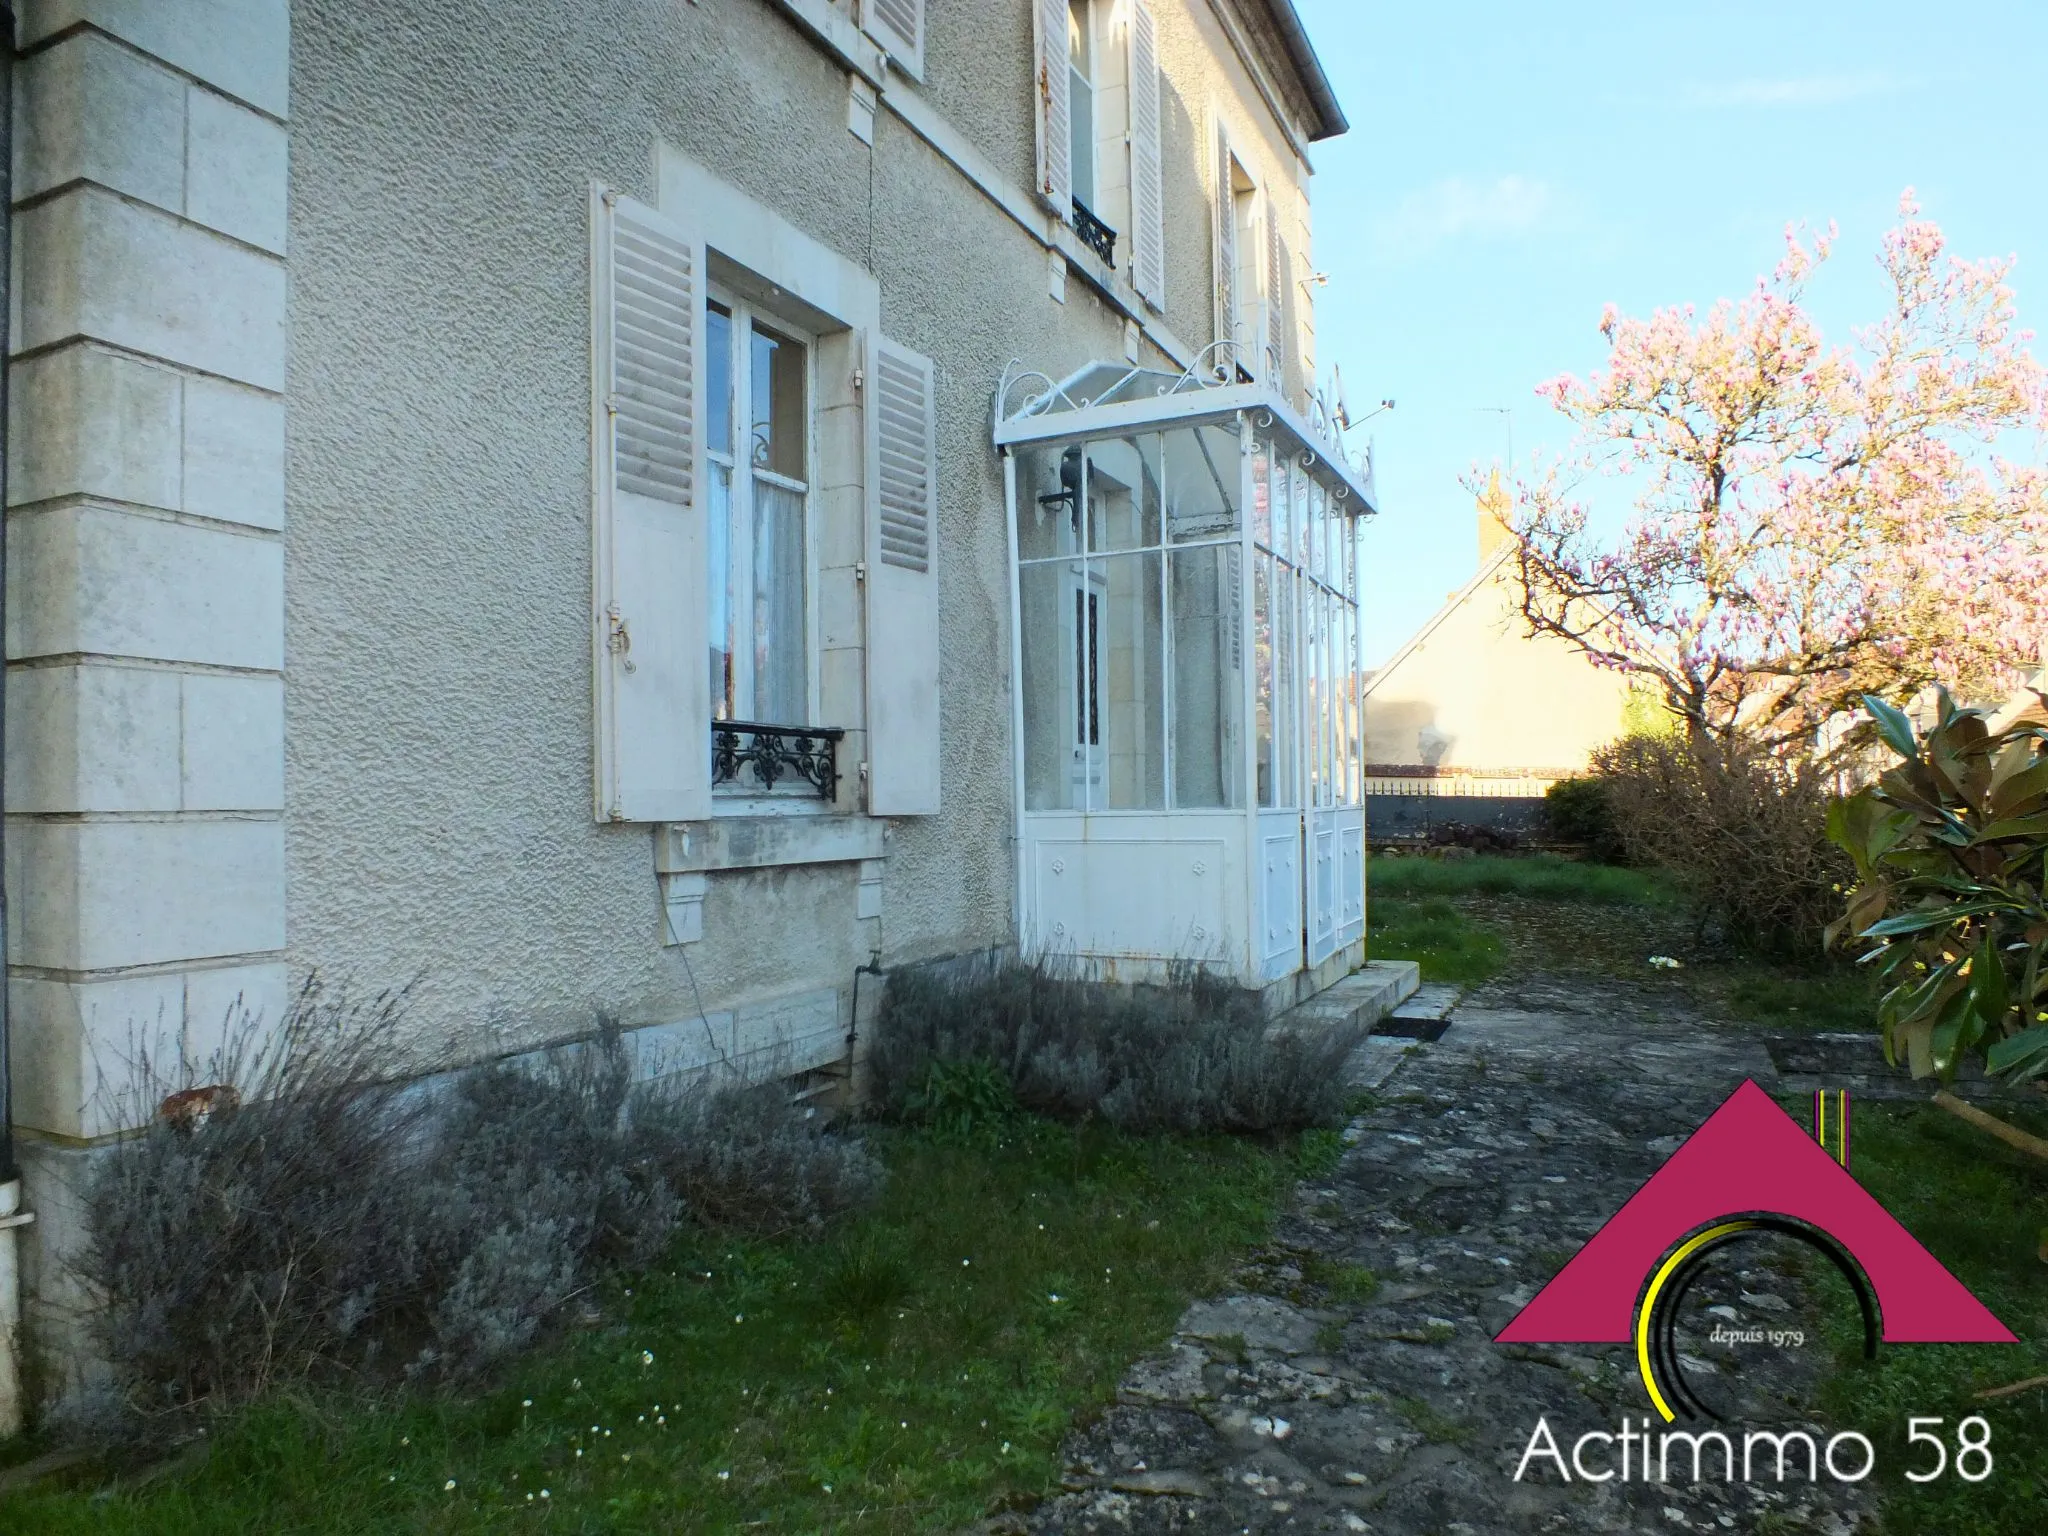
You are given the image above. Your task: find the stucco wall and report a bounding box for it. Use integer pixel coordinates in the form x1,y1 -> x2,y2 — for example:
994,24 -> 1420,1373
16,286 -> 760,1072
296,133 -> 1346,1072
283,0 -> 1318,1060
1363,560 -> 1636,774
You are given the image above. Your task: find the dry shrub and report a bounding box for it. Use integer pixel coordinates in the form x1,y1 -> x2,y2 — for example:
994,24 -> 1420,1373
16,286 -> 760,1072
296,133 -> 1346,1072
1592,731 -> 1849,958
872,956 -> 1362,1135
80,979 -> 878,1418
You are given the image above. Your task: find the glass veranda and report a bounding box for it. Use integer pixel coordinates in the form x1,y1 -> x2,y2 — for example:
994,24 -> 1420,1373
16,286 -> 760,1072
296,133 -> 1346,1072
997,360 -> 1376,988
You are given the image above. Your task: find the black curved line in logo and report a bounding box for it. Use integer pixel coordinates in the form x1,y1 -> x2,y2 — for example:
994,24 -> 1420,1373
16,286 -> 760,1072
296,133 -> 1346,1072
1640,1214 -> 1880,1422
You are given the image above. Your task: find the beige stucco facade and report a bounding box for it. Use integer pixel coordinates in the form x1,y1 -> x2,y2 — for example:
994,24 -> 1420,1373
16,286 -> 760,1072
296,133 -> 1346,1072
2,0 -> 1353,1394
1364,496 -> 1635,791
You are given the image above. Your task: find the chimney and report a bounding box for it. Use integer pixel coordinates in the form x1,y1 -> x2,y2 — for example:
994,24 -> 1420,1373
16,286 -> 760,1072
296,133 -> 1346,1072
1477,466 -> 1514,566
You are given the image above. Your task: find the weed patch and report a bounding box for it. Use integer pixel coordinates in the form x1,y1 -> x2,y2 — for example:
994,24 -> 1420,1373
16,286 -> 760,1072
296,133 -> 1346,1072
1371,853 -> 1682,907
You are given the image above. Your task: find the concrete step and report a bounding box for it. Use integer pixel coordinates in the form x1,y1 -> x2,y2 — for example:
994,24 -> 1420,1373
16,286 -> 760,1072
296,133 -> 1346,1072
1268,959 -> 1420,1040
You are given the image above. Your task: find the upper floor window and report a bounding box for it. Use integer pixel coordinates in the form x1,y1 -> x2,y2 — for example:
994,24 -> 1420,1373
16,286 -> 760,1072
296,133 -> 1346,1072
1068,0 -> 1096,211
706,294 -> 812,728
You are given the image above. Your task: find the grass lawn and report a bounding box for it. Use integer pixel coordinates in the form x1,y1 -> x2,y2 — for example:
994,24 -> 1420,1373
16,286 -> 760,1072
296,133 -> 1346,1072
3,1118 -> 1308,1534
1369,851 -> 1684,908
1820,1099 -> 2048,1535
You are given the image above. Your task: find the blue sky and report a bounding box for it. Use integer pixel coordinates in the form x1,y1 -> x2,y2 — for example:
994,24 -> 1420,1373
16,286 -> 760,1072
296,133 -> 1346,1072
1292,0 -> 2048,663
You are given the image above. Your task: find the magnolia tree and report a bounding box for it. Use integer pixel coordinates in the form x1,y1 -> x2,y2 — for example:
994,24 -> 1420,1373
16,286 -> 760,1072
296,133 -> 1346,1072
1506,192 -> 2048,761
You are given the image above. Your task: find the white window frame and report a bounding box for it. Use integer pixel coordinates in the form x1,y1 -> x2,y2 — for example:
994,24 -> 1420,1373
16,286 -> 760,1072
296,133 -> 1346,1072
705,284 -> 821,740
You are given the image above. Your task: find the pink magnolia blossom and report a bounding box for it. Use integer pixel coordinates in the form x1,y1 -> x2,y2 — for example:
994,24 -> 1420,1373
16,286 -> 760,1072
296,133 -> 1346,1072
1504,192 -> 2048,756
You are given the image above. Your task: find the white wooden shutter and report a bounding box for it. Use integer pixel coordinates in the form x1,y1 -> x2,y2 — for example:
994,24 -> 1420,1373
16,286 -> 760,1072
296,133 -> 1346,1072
1265,198 -> 1288,383
1032,0 -> 1071,216
1214,126 -> 1237,372
865,337 -> 941,814
862,0 -> 924,79
590,187 -> 711,824
1127,0 -> 1166,308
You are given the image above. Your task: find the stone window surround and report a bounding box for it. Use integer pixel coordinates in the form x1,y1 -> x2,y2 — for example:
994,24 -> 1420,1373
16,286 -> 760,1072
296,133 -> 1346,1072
648,150 -> 889,928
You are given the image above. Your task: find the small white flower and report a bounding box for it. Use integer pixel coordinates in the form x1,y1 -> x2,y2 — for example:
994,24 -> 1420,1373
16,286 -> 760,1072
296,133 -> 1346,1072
444,1479 -> 457,1492
734,1314 -> 745,1324
575,1449 -> 584,1458
1647,954 -> 1684,969
1048,1293 -> 1062,1303
642,1350 -> 655,1366
717,1469 -> 731,1481
521,1398 -> 532,1409
900,1420 -> 908,1429
962,1258 -> 971,1266
1001,1441 -> 1012,1454
823,1483 -> 833,1493
540,1490 -> 550,1499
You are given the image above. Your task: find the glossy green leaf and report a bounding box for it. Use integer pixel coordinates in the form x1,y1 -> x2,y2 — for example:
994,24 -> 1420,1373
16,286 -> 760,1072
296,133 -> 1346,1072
1863,693 -> 1918,759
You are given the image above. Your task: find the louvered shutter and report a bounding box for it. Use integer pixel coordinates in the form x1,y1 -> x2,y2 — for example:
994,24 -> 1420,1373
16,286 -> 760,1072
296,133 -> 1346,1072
1127,0 -> 1165,308
865,337 -> 941,814
1265,198 -> 1288,384
1032,0 -> 1071,216
863,0 -> 924,79
1214,126 -> 1237,372
590,187 -> 711,824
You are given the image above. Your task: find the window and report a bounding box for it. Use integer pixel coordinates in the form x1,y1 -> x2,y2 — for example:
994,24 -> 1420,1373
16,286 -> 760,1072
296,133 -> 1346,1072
705,294 -> 812,728
1067,0 -> 1096,211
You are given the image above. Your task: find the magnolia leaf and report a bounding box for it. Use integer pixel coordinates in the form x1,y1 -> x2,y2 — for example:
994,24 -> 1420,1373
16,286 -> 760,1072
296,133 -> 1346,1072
1861,902 -> 2002,938
1987,1025 -> 2048,1077
1978,811 -> 2048,842
1901,1017 -> 1935,1078
1987,754 -> 2048,817
1864,694 -> 1918,759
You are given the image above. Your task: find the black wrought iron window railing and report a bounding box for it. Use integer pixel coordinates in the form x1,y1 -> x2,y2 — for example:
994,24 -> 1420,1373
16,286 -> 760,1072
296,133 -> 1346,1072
711,720 -> 843,800
1071,198 -> 1117,267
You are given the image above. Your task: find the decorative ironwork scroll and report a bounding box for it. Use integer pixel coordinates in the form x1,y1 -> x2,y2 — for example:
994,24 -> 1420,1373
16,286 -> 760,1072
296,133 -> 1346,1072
711,721 -> 843,799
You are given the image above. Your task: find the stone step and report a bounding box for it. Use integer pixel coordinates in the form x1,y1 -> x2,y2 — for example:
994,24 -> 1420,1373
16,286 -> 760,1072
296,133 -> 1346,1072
1389,982 -> 1462,1022
1267,959 -> 1420,1040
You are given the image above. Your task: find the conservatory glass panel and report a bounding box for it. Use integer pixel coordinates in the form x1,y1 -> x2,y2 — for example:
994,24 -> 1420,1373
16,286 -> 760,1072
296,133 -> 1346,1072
1292,463 -> 1312,569
1097,551 -> 1166,810
1254,553 -> 1274,807
1170,544 -> 1244,808
1250,439 -> 1271,547
1274,560 -> 1298,805
1020,561 -> 1082,810
1086,434 -> 1163,552
1161,422 -> 1241,542
1016,443 -> 1082,562
1269,452 -> 1290,558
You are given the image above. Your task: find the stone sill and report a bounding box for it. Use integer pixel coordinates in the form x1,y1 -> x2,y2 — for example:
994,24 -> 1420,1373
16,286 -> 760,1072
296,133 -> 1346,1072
657,814 -> 884,874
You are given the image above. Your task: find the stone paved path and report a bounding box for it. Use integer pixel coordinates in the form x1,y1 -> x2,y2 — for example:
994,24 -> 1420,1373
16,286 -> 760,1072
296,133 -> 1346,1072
1028,973 -> 1879,1535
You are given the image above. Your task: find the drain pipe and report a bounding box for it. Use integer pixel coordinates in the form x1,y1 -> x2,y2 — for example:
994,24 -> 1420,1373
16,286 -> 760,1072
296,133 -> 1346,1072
0,0 -> 33,1441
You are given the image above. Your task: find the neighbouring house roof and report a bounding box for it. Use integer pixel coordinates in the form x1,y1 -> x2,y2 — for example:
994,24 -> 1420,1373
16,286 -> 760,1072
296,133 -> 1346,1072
1360,542 -> 1516,701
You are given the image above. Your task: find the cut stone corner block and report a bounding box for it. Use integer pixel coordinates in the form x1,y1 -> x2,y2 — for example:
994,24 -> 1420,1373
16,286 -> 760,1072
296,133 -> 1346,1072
6,962 -> 288,1140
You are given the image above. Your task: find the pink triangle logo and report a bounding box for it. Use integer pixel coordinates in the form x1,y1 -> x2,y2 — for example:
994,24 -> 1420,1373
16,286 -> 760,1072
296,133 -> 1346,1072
1496,1080 -> 2012,1416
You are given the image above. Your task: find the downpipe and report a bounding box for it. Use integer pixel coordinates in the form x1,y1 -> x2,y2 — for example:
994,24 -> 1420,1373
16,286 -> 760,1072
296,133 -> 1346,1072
0,0 -> 33,1441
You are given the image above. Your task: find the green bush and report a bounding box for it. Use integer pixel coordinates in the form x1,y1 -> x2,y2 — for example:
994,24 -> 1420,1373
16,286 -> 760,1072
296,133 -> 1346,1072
1826,690 -> 2048,1084
1543,776 -> 1626,863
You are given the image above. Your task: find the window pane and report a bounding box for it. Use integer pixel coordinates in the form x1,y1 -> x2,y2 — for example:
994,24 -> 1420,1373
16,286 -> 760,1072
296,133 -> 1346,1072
1161,422 -> 1239,542
1098,551 -> 1165,810
1086,435 -> 1161,552
706,304 -> 733,459
751,477 -> 806,722
749,322 -> 806,481
1292,460 -> 1311,568
1274,563 -> 1297,806
1254,553 -> 1274,807
1017,444 -> 1082,562
1171,545 -> 1243,809
709,462 -> 735,719
1068,2 -> 1094,207
1020,562 -> 1079,811
1270,453 -> 1291,561
1250,438 -> 1271,548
